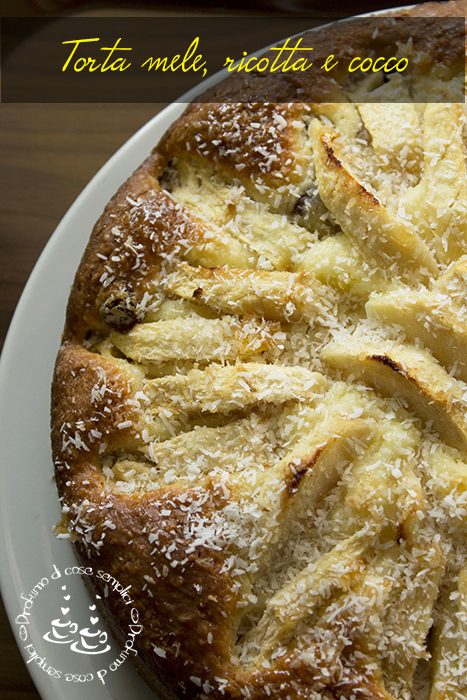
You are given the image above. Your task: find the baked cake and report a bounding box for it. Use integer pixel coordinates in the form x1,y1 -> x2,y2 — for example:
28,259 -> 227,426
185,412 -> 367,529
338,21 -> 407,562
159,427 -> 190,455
51,2 -> 467,698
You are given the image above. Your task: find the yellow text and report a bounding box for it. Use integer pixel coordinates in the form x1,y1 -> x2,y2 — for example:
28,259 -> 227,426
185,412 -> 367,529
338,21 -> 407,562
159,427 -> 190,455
142,37 -> 207,77
224,38 -> 314,74
348,56 -> 408,73
62,38 -> 131,72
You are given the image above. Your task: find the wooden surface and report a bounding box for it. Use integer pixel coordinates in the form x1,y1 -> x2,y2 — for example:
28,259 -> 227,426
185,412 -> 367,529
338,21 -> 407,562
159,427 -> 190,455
0,102 -> 166,700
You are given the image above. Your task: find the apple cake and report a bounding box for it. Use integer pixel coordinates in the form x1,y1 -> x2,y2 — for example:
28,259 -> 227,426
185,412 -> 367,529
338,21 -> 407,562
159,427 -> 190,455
51,3 -> 467,699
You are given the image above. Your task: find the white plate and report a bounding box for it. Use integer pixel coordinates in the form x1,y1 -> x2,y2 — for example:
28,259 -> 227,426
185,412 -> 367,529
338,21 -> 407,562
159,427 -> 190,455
0,102 -> 186,700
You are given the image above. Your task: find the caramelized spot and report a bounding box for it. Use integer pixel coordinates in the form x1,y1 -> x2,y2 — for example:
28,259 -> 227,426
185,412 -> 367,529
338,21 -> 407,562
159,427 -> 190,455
370,354 -> 405,375
286,444 -> 326,495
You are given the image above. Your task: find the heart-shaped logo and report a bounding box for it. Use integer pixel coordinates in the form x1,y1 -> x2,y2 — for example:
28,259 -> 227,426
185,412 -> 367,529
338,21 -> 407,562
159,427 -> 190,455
89,605 -> 96,611
61,607 -> 70,615
63,595 -> 70,601
90,616 -> 99,625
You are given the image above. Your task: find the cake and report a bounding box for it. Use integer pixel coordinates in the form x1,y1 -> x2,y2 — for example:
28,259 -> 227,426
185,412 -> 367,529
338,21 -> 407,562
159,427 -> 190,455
51,3 -> 467,698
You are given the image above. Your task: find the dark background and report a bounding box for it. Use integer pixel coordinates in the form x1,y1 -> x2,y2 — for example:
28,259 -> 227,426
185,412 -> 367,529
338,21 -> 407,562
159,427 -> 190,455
3,15 -> 462,104
0,0 -> 430,17
0,1 -> 441,699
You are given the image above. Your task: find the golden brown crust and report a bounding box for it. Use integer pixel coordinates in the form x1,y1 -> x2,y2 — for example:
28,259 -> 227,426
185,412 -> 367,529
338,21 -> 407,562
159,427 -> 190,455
64,152 -> 166,341
52,345 -> 240,698
71,487 -> 239,699
158,103 -> 311,199
52,2 -> 467,699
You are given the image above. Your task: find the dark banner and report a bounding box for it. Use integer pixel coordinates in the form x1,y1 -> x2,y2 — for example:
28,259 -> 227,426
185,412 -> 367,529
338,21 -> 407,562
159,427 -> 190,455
2,16 -> 464,103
